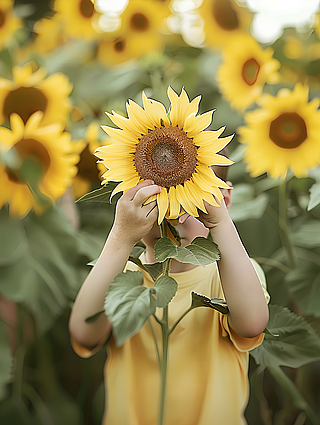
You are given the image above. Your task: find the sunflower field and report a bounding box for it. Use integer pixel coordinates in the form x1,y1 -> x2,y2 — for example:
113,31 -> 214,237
1,0 -> 320,424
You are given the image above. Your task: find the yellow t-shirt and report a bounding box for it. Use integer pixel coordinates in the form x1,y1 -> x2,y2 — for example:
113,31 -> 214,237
73,260 -> 269,425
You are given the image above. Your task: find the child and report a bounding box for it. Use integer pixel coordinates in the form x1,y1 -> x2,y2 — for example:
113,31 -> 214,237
69,164 -> 269,425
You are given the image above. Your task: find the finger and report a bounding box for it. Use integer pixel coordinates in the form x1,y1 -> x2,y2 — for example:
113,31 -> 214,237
178,213 -> 190,224
133,184 -> 162,206
122,180 -> 155,201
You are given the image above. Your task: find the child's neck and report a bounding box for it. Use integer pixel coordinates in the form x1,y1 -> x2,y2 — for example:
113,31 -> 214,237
144,247 -> 198,273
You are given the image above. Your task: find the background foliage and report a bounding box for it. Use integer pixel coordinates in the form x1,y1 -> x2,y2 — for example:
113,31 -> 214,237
1,0 -> 320,424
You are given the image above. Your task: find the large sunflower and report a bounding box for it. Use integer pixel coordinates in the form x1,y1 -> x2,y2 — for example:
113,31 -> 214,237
0,112 -> 79,216
95,87 -> 233,224
0,0 -> 22,49
54,0 -> 102,39
198,0 -> 253,49
0,63 -> 72,127
217,34 -> 280,112
238,84 -> 320,179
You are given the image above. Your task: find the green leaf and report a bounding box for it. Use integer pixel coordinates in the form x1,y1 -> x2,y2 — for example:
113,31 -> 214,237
229,184 -> 269,222
130,241 -> 146,258
191,292 -> 229,314
0,207 -> 94,333
166,220 -> 181,245
128,257 -> 163,282
85,308 -> 105,323
104,271 -> 156,347
154,236 -> 220,266
0,209 -> 27,266
250,304 -> 320,368
153,275 -> 178,308
292,221 -> 320,248
76,186 -> 112,203
285,260 -> 320,317
307,182 -> 320,211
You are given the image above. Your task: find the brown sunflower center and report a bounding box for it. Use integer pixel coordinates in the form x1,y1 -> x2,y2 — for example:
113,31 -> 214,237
130,12 -> 150,32
269,112 -> 308,149
134,126 -> 197,188
79,0 -> 94,19
242,58 -> 260,86
212,0 -> 239,31
0,10 -> 6,28
5,138 -> 51,184
3,87 -> 48,124
114,38 -> 125,53
76,145 -> 99,181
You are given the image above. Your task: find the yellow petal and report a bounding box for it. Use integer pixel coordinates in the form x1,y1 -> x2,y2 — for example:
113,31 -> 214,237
142,92 -> 170,127
9,113 -> 25,140
126,99 -> 150,134
168,186 -> 181,219
184,180 -> 207,213
101,126 -> 137,145
183,110 -> 213,138
106,111 -> 142,137
175,184 -> 198,217
143,193 -> 157,205
111,176 -> 141,198
157,187 -> 169,224
197,149 -> 234,167
196,165 -> 230,189
167,86 -> 180,127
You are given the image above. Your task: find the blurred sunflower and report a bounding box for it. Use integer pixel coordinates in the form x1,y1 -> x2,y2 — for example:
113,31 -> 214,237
238,84 -> 320,179
97,35 -> 139,66
0,0 -> 22,49
95,87 -> 233,224
115,0 -> 170,57
32,16 -> 66,54
198,0 -> 253,49
72,122 -> 106,199
217,35 -> 280,112
54,0 -> 102,39
0,63 -> 72,127
0,112 -> 79,217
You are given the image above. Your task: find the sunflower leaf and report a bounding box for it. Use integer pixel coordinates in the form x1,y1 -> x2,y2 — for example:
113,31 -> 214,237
250,304 -> 320,368
153,275 -> 178,308
191,292 -> 229,314
76,186 -> 112,203
128,257 -> 163,282
154,236 -> 220,266
104,270 -> 156,347
307,182 -> 320,211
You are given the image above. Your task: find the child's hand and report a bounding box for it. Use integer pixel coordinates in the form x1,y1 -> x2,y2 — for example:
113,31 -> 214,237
112,180 -> 161,247
197,197 -> 230,230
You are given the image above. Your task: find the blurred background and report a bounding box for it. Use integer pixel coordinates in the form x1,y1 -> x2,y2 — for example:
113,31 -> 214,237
1,0 -> 320,424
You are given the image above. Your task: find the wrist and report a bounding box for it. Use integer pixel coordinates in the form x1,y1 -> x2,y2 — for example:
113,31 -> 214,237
108,226 -> 136,252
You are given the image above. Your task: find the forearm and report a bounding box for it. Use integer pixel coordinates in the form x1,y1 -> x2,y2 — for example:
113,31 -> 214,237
210,216 -> 269,338
69,227 -> 134,349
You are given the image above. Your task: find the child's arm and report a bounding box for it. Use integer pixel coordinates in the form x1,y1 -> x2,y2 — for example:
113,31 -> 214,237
199,198 -> 269,339
69,181 -> 161,350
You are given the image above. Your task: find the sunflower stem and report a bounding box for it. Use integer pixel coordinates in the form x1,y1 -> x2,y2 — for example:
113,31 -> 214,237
158,219 -> 171,425
278,178 -> 297,269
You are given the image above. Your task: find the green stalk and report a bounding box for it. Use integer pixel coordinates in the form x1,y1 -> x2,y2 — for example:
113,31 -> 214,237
278,178 -> 297,269
157,220 -> 170,425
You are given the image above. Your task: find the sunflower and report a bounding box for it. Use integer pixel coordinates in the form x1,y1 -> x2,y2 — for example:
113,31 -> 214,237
0,63 -> 72,127
114,0 -> 170,57
238,84 -> 320,179
198,0 -> 253,49
97,35 -> 141,66
72,122 -> 106,199
95,87 -> 233,224
0,112 -> 79,217
216,34 -> 280,112
54,0 -> 102,39
0,0 -> 22,49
